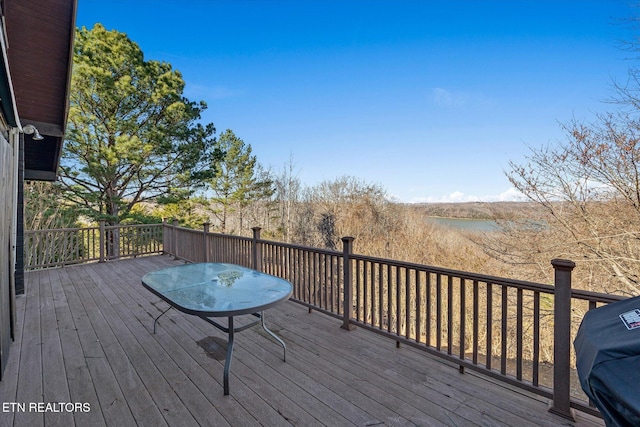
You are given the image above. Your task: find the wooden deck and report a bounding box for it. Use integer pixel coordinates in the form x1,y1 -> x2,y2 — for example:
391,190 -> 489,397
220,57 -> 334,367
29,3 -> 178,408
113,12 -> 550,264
1,255 -> 603,427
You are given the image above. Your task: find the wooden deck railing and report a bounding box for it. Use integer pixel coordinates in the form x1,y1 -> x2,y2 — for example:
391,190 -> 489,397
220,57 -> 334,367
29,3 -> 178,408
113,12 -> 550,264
25,221 -> 163,269
25,220 -> 626,420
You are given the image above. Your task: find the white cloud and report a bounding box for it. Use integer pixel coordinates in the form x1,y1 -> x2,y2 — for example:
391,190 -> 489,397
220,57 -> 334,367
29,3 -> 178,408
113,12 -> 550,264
430,87 -> 494,109
406,187 -> 524,204
432,87 -> 468,108
185,84 -> 246,100
483,187 -> 525,202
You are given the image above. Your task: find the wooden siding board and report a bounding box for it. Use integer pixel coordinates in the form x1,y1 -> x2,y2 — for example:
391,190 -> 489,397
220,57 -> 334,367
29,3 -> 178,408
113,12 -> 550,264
15,135 -> 24,295
0,138 -> 12,381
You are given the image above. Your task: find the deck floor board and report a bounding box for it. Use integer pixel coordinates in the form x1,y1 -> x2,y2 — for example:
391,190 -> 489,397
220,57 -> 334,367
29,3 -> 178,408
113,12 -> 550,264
1,255 -> 604,427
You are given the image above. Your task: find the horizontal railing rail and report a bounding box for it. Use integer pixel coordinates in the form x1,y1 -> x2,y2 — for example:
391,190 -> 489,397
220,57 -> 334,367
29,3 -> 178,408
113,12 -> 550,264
26,220 -> 627,420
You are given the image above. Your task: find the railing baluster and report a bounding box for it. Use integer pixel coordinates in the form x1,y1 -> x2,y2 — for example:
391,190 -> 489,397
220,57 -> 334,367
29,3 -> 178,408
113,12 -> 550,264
516,288 -> 524,381
447,275 -> 453,356
501,285 -> 508,375
354,259 -> 360,320
486,282 -> 493,370
415,270 -> 421,344
396,265 -> 401,340
533,290 -> 540,387
405,268 -> 411,340
473,280 -> 479,365
387,264 -> 392,334
330,251 -> 335,312
436,273 -> 442,351
378,263 -> 383,330
426,272 -> 431,347
356,260 -> 369,323
311,251 -> 317,306
459,277 -> 466,372
307,251 -> 312,304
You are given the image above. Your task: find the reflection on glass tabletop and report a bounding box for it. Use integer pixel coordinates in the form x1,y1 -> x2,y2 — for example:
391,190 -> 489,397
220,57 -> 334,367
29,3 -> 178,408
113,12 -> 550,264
142,263 -> 293,316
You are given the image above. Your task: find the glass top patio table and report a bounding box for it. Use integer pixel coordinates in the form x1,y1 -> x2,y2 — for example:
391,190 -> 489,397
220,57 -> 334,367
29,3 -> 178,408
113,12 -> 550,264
141,262 -> 293,317
142,262 -> 293,395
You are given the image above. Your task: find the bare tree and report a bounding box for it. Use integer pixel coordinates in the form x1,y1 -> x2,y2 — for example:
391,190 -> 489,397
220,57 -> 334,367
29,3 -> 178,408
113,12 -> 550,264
23,182 -> 78,230
504,112 -> 640,295
273,154 -> 302,242
290,176 -> 402,251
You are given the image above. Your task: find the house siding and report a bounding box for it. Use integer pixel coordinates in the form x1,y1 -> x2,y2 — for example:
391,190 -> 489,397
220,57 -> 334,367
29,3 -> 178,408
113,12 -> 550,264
0,129 -> 15,379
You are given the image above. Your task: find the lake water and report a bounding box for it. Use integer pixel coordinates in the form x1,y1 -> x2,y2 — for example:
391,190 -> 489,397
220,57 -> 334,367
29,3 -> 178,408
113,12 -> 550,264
426,217 -> 500,232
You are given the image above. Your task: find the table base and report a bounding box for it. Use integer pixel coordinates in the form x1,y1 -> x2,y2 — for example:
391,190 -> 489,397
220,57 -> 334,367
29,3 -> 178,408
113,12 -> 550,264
152,308 -> 286,395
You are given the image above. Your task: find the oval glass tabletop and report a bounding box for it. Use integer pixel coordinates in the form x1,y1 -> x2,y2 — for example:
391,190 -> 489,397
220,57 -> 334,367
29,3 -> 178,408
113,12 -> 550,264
141,263 -> 293,317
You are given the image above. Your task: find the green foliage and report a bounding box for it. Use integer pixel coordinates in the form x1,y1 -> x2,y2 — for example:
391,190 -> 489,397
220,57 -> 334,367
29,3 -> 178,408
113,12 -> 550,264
119,205 -> 163,225
209,129 -> 275,231
60,24 -> 220,225
152,196 -> 210,229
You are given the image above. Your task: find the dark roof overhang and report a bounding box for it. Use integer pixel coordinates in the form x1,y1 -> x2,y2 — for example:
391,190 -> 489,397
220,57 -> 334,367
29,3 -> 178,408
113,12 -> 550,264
5,0 -> 77,181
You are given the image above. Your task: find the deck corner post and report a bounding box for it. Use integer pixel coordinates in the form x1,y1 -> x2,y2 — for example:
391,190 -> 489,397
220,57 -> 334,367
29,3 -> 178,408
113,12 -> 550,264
549,258 -> 576,421
252,227 -> 262,271
203,223 -> 210,263
341,236 -> 356,331
99,220 -> 105,262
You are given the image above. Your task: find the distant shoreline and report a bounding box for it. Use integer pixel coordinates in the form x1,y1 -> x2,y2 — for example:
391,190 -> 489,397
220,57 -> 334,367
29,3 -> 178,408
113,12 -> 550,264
406,201 -> 538,221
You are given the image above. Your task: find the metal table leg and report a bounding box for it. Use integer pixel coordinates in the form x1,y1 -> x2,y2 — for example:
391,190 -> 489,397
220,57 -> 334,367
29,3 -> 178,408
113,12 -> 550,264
260,311 -> 287,362
152,306 -> 172,334
224,316 -> 234,395
160,311 -> 286,396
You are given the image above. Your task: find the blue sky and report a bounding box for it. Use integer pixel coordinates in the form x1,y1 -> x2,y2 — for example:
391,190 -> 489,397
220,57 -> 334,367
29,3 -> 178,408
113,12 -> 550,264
77,1 -> 637,203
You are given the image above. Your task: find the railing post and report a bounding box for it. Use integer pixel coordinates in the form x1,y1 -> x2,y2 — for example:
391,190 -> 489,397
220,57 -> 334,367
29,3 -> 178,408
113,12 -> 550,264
99,220 -> 105,262
252,227 -> 262,271
162,218 -> 168,255
549,258 -> 576,421
341,236 -> 355,331
172,218 -> 179,260
203,223 -> 210,263
111,223 -> 120,260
